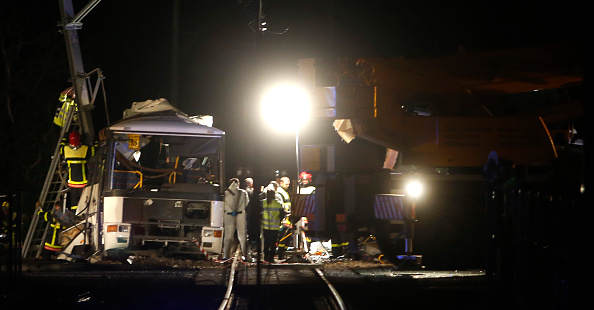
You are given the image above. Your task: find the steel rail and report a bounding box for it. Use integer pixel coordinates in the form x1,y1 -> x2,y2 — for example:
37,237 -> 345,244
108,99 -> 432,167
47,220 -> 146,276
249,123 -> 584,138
314,268 -> 347,310
218,248 -> 241,310
216,255 -> 345,310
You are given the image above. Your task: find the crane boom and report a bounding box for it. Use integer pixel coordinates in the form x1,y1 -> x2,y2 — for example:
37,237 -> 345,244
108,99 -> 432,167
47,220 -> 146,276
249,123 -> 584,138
59,0 -> 101,145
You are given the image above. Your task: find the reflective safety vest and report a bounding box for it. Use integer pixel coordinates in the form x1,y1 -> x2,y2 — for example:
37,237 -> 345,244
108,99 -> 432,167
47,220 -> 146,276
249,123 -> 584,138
62,145 -> 90,187
278,187 -> 291,212
261,199 -> 283,231
54,97 -> 77,127
277,187 -> 292,226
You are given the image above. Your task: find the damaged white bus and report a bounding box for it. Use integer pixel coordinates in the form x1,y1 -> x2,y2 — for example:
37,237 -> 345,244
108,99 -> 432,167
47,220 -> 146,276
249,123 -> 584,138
59,100 -> 225,261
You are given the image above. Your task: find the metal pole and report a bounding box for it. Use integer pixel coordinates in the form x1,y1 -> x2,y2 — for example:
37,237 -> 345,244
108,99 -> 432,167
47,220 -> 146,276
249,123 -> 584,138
171,0 -> 179,105
258,0 -> 263,33
405,199 -> 416,254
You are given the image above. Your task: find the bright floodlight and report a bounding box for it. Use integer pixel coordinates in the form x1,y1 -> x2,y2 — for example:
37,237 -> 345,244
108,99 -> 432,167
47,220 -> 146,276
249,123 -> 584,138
405,181 -> 423,198
261,84 -> 311,132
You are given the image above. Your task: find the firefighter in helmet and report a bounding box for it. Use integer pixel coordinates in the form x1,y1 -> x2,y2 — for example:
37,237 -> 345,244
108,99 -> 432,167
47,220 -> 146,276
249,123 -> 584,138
1,201 -> 17,249
61,131 -> 92,210
298,171 -> 315,194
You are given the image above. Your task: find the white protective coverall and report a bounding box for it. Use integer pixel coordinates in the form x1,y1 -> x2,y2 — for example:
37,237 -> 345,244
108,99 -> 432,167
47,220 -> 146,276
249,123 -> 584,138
223,181 -> 250,259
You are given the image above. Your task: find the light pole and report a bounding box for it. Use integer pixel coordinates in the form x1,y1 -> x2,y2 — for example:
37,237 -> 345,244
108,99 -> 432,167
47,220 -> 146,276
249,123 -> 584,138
404,180 -> 423,254
295,128 -> 300,183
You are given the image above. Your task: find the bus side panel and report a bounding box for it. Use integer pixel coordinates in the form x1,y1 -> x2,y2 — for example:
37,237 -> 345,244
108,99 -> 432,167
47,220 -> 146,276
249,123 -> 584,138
210,200 -> 223,227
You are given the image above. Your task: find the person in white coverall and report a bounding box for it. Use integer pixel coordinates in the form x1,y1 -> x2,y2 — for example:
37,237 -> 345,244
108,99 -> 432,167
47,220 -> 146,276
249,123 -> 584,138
223,178 -> 250,260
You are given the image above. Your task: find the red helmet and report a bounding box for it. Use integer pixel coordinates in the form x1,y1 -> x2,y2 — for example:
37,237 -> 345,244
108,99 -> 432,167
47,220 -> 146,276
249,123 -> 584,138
69,131 -> 81,147
299,171 -> 312,181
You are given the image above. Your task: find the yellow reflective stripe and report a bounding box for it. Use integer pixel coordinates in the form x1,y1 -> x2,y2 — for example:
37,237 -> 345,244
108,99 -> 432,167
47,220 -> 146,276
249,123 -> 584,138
47,222 -> 61,246
262,200 -> 283,230
261,220 -> 281,230
278,188 -> 291,209
68,160 -> 87,164
66,159 -> 88,184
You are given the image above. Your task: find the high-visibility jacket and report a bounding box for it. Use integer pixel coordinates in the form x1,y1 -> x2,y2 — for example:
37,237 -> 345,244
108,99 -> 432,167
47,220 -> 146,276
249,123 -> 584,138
278,187 -> 291,211
1,211 -> 17,245
278,187 -> 291,223
37,209 -> 63,251
62,145 -> 90,188
0,212 -> 16,235
261,198 -> 283,231
54,97 -> 77,127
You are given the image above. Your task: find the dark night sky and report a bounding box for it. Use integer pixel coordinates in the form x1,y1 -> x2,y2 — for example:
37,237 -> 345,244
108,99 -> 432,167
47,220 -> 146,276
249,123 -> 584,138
73,0 -> 585,112
5,0 -> 585,185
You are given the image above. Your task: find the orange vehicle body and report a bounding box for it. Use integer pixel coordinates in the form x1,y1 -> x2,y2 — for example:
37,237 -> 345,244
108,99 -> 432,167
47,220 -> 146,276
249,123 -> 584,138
307,44 -> 583,169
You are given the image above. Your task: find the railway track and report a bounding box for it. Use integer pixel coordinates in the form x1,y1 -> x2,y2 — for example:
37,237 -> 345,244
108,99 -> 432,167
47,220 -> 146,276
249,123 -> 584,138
10,257 -> 489,309
217,251 -> 347,310
218,248 -> 242,310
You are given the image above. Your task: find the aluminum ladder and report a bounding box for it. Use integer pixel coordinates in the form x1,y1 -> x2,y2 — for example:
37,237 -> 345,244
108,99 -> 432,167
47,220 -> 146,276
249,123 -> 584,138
21,103 -> 78,259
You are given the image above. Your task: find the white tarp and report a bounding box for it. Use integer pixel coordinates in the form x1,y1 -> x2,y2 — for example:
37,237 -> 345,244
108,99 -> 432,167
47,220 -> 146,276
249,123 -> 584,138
332,119 -> 357,143
123,98 -> 185,119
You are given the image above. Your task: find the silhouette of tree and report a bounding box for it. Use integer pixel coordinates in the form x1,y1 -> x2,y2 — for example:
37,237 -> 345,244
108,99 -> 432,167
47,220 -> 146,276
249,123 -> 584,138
0,2 -> 69,211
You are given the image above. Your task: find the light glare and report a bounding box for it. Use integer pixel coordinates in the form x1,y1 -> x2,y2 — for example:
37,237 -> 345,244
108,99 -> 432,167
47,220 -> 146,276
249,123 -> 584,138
405,181 -> 423,198
261,84 -> 310,132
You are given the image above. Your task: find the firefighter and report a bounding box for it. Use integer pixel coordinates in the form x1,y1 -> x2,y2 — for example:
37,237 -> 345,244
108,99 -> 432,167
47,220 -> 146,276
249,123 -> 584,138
61,131 -> 91,210
1,201 -> 17,249
330,214 -> 349,258
276,176 -> 292,259
36,202 -> 65,258
278,176 -> 291,213
54,87 -> 77,127
223,178 -> 250,260
261,183 -> 284,262
298,171 -> 315,194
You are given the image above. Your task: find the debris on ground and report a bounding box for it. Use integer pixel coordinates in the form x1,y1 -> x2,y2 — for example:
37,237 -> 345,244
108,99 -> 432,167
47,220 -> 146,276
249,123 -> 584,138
115,255 -> 390,269
321,258 -> 392,269
128,256 -> 224,268
96,237 -> 391,269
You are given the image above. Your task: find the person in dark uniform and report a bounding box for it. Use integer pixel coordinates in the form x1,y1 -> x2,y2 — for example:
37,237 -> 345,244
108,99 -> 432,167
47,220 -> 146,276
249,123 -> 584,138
244,177 -> 260,253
